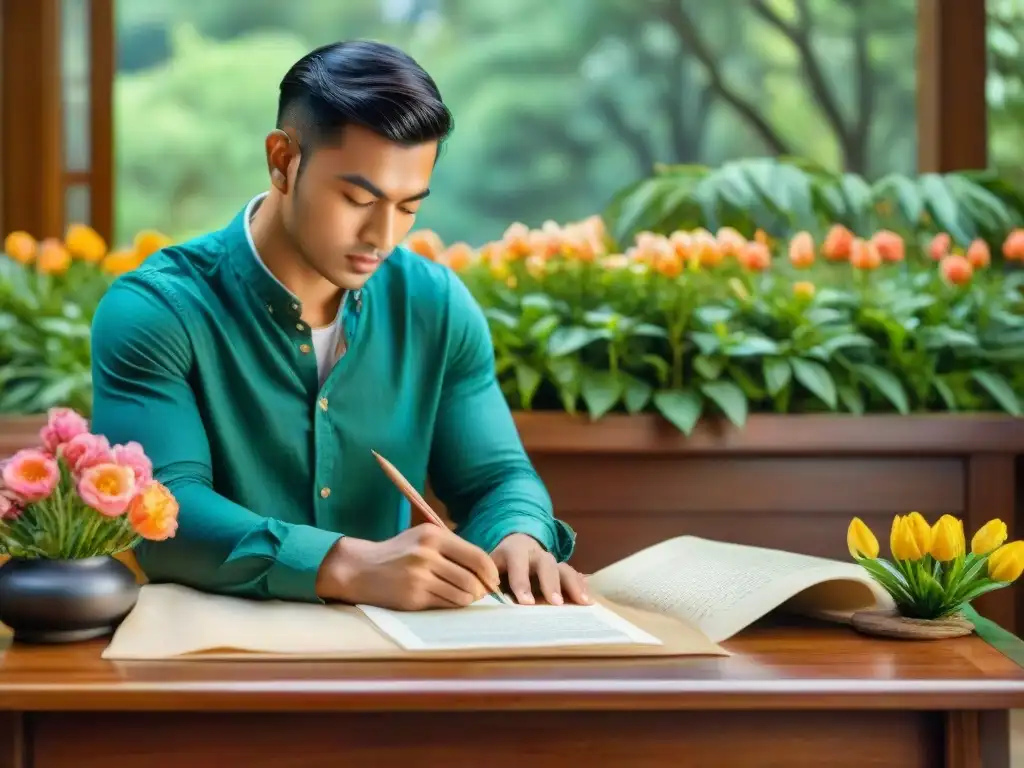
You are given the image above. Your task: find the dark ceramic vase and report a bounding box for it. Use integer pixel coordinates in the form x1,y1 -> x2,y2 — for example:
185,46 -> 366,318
0,556 -> 139,643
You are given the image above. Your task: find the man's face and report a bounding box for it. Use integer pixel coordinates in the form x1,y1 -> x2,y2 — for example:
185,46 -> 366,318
276,124 -> 437,291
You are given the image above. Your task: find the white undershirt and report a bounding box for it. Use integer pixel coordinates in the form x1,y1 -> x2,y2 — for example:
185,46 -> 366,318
243,193 -> 343,388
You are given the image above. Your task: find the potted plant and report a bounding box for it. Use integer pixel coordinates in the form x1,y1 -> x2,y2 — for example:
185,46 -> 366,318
0,407 -> 179,643
846,513 -> 1024,639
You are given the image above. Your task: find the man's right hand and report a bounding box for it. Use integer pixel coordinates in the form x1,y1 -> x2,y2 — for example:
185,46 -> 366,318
315,523 -> 501,610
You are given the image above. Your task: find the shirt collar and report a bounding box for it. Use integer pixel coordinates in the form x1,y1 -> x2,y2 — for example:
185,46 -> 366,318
226,193 -> 358,322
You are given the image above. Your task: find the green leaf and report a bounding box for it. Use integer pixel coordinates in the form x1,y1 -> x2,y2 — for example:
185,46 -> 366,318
920,326 -> 978,350
726,336 -> 779,357
874,173 -> 924,227
580,369 -> 623,420
820,333 -> 875,356
790,358 -> 837,409
763,357 -> 792,396
547,327 -> 602,357
641,354 -> 671,386
689,332 -> 720,355
621,374 -> 653,415
919,173 -> 974,244
854,363 -> 910,414
514,363 -> 542,410
971,370 -> 1022,416
653,389 -> 704,436
693,354 -> 725,380
952,579 -> 1009,607
528,315 -> 559,339
838,384 -> 865,415
700,380 -> 748,427
933,378 -> 958,411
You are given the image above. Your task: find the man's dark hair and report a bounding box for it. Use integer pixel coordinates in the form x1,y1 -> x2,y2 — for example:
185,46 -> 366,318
277,40 -> 453,167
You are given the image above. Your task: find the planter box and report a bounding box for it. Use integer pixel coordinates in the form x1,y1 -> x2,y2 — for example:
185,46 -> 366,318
4,412 -> 1023,633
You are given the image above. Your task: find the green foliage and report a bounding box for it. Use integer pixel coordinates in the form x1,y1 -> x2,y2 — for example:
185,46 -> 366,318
604,158 -> 1024,253
456,220 -> 1024,434
0,259 -> 109,415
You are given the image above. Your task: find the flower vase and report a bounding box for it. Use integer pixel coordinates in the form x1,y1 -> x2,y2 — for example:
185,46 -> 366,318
0,556 -> 139,643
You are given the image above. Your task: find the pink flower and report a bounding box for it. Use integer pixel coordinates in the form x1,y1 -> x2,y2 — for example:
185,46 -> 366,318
39,407 -> 89,453
59,432 -> 114,475
112,441 -> 153,488
77,463 -> 136,517
1,449 -> 59,502
0,488 -> 22,520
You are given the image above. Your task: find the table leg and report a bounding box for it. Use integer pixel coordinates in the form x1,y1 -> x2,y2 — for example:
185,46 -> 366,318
0,712 -> 27,768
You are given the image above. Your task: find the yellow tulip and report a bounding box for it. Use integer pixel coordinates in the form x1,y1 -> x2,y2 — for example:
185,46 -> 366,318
929,514 -> 965,561
890,512 -> 932,561
988,541 -> 1024,582
65,223 -> 106,263
847,517 -> 879,560
971,519 -> 1008,556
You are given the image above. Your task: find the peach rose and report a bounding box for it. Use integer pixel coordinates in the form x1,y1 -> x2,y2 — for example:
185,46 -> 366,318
1003,229 -> 1024,261
823,225 -> 854,261
850,238 -> 882,270
940,254 -> 973,286
2,449 -> 59,502
966,239 -> 991,269
128,482 -> 179,541
929,233 -> 951,261
77,464 -> 136,517
740,241 -> 772,272
404,229 -> 444,261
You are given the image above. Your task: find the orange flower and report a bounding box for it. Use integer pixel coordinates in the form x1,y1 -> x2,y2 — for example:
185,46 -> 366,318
1002,229 -> 1024,261
793,281 -> 815,299
966,238 -> 990,269
940,254 -> 973,286
716,227 -> 746,258
101,249 -> 145,276
525,254 -> 546,278
691,230 -> 723,267
404,229 -> 444,261
502,222 -> 534,260
788,231 -> 815,268
850,238 -> 882,270
65,223 -> 106,263
929,232 -> 951,261
823,225 -> 854,261
441,242 -> 474,273
739,241 -> 771,272
872,230 -> 905,263
36,238 -> 71,276
754,228 -> 771,247
3,231 -> 37,265
133,230 -> 172,261
127,481 -> 179,541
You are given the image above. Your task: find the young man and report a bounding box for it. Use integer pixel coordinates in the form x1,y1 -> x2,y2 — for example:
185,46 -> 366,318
90,40 -> 588,610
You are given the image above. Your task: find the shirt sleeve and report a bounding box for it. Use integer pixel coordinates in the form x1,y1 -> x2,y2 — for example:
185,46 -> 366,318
427,271 -> 576,562
89,275 -> 342,602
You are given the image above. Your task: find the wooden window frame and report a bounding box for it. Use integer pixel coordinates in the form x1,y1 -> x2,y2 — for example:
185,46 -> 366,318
0,0 -> 992,242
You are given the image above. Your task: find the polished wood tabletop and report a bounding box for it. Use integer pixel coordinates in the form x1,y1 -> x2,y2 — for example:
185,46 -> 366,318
1,616 -> 1023,713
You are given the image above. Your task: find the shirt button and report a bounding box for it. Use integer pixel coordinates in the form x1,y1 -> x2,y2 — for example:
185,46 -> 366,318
318,397 -> 328,411
291,302 -> 300,311
299,344 -> 311,354
266,304 -> 274,314
296,322 -> 305,332
320,487 -> 331,499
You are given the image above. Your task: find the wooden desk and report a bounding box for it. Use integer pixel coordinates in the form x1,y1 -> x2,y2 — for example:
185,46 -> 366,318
0,618 -> 1022,768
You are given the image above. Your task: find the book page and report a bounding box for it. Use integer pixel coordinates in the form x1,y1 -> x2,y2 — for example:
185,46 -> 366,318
587,536 -> 892,643
358,598 -> 662,651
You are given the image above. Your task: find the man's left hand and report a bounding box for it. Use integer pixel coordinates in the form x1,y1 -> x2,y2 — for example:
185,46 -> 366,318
491,533 -> 591,606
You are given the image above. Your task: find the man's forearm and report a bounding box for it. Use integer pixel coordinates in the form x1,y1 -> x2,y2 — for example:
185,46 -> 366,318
136,478 -> 342,602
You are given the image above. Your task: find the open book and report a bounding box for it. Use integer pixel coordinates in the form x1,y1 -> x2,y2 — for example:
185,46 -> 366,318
101,535 -> 893,661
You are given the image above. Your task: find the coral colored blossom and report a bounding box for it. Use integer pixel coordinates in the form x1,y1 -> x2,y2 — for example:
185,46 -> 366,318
872,230 -> 905,263
850,238 -> 881,270
822,225 -> 853,261
740,241 -> 771,272
929,232 -> 951,261
940,254 -> 973,286
39,407 -> 90,453
1003,229 -> 1024,261
441,242 -> 474,273
128,482 -> 180,541
404,229 -> 444,261
788,231 -> 815,268
2,449 -> 59,502
966,239 -> 991,269
112,441 -> 153,487
78,464 -> 136,517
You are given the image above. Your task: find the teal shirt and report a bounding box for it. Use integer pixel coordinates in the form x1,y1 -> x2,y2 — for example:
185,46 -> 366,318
89,203 -> 575,603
